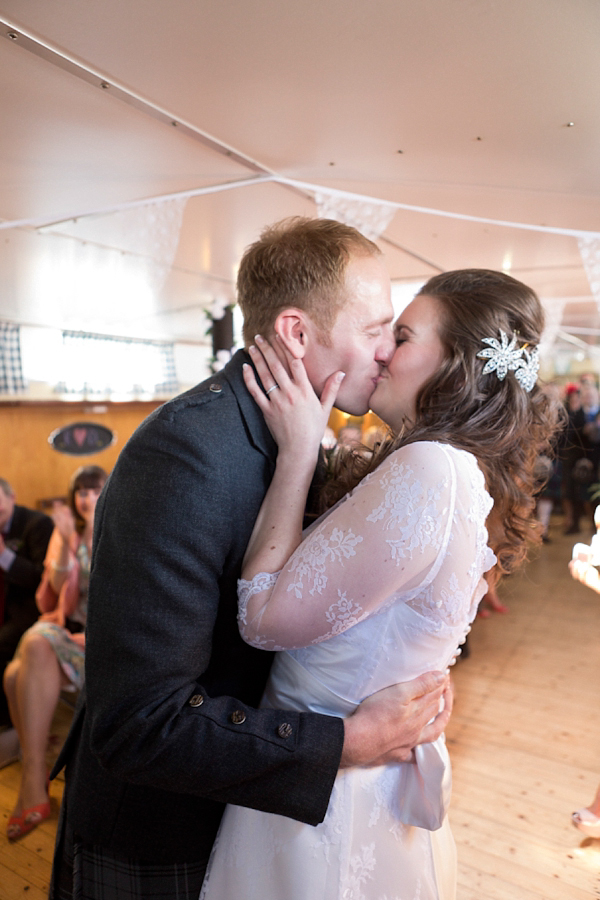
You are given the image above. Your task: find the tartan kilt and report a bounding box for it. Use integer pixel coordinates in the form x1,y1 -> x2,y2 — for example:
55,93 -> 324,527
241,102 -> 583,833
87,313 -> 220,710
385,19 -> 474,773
50,802 -> 208,900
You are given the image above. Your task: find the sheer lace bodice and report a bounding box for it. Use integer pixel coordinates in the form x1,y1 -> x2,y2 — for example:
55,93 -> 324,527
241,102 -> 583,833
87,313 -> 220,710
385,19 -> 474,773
238,442 -> 496,687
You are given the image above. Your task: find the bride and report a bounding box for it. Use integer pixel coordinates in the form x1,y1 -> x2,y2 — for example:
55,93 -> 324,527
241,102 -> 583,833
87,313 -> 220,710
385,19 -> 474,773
200,269 -> 559,900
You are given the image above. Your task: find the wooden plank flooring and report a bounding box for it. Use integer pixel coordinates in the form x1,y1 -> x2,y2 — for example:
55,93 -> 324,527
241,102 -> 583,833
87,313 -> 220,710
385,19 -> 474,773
0,705 -> 68,900
0,516 -> 599,898
447,519 -> 600,899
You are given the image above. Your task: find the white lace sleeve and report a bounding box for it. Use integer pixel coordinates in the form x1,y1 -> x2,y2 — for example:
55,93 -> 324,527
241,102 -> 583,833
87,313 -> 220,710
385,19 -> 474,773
237,441 -> 491,650
237,572 -> 286,650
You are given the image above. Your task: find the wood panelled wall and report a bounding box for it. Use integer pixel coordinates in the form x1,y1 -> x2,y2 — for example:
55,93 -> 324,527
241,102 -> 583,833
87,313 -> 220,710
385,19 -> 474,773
1,402 -> 388,511
0,401 -> 163,509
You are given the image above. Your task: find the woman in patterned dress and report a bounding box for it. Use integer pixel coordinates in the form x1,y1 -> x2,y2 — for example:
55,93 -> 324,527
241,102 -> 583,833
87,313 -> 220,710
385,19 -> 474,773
200,270 -> 561,900
3,465 -> 107,840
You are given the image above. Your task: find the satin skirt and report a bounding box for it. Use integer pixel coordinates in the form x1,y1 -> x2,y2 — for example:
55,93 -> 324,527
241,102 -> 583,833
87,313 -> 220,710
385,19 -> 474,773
200,653 -> 457,900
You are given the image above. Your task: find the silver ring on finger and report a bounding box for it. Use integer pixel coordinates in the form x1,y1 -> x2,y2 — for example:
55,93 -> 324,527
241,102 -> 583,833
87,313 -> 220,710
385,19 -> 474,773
265,384 -> 280,396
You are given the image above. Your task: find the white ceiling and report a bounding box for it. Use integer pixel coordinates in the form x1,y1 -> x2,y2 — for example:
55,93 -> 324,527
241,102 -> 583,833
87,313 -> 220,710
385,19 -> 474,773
0,0 -> 599,357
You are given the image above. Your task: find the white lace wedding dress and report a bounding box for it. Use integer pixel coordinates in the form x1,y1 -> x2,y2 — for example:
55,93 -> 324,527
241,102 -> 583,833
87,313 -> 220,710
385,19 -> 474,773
200,441 -> 496,900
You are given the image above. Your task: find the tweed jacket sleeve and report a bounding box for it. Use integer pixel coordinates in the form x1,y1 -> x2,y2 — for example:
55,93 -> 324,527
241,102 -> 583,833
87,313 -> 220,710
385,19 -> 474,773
82,354 -> 343,828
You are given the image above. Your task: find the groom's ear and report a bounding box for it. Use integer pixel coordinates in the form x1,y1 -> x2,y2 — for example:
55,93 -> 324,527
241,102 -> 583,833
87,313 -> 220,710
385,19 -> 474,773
273,309 -> 309,359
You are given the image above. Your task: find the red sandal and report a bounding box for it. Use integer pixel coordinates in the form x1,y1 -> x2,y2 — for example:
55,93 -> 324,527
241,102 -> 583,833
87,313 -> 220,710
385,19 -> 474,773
7,801 -> 51,841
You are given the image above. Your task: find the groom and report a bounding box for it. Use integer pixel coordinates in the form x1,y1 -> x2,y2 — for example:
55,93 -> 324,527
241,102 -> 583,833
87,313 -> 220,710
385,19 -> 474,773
50,217 -> 451,899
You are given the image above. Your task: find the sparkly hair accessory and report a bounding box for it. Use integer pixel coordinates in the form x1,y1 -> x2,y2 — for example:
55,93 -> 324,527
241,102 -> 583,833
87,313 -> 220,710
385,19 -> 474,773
477,330 -> 539,392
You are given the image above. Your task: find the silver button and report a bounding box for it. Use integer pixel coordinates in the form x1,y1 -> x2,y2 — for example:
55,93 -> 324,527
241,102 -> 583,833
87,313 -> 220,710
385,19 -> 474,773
230,710 -> 246,725
277,723 -> 293,739
188,694 -> 204,707
209,383 -> 222,393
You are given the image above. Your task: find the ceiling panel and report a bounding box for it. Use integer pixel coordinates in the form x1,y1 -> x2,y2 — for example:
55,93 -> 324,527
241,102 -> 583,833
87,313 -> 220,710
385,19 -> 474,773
0,0 -> 598,355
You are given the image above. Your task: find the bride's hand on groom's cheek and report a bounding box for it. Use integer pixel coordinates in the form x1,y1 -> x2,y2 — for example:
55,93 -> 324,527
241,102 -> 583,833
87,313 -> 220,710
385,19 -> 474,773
244,335 -> 344,457
248,333 -> 294,387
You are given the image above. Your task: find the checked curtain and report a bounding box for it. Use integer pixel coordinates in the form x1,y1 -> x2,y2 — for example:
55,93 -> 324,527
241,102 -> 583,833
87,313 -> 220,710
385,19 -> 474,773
0,322 -> 26,394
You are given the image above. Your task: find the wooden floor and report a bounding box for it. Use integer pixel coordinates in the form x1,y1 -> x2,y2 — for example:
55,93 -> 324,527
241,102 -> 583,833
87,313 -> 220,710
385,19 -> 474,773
0,516 -> 599,899
447,519 -> 600,899
0,704 -> 69,900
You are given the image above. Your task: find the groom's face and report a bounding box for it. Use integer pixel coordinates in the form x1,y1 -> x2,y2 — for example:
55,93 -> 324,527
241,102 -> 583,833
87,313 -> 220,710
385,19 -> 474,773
303,254 -> 395,416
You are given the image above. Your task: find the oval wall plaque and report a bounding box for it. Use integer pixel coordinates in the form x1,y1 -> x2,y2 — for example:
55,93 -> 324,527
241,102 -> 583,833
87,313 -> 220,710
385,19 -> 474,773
48,422 -> 116,456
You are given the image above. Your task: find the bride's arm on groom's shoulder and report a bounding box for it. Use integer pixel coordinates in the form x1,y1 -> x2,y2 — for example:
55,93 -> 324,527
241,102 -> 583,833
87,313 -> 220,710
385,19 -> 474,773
240,335 -> 344,607
240,441 -> 455,650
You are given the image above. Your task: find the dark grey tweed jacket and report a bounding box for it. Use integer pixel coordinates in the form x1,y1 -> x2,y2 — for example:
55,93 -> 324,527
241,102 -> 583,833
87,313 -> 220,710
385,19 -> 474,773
54,350 -> 343,864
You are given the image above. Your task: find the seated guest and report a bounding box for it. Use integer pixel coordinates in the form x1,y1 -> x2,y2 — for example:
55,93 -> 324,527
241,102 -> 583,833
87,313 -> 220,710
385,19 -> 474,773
0,478 -> 54,767
3,465 -> 107,840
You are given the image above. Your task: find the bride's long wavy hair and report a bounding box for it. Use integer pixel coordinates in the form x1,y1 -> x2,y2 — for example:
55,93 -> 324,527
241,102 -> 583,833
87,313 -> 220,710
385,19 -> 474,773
321,269 -> 564,576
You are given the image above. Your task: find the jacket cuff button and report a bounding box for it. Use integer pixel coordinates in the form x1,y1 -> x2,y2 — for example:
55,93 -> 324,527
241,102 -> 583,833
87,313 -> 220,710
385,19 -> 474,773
188,694 -> 204,707
230,710 -> 247,725
277,723 -> 293,739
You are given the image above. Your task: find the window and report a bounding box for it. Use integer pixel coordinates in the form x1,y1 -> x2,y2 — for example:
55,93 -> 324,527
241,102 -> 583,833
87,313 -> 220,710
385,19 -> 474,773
56,331 -> 178,399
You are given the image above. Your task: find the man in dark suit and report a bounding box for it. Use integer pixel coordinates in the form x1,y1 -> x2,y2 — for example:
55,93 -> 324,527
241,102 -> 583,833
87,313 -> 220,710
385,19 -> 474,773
50,218 -> 451,899
0,478 -> 54,765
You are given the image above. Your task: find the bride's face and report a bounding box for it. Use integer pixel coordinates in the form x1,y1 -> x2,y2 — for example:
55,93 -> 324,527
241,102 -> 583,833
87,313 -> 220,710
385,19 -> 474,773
369,293 -> 446,431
